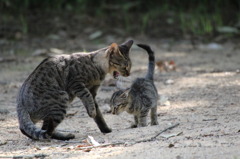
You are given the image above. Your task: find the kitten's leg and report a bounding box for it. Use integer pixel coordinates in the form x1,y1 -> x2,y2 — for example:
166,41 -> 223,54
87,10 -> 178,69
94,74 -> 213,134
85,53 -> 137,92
131,115 -> 138,128
138,111 -> 149,127
90,86 -> 112,133
151,106 -> 159,126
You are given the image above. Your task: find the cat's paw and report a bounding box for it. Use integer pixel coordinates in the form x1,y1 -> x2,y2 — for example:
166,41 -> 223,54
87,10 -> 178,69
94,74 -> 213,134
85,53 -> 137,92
151,121 -> 159,126
100,127 -> 112,133
41,130 -> 51,141
130,124 -> 138,128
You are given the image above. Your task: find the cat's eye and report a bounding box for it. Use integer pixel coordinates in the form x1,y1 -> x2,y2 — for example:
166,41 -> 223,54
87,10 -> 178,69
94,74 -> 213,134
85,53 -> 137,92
111,62 -> 120,67
124,62 -> 129,67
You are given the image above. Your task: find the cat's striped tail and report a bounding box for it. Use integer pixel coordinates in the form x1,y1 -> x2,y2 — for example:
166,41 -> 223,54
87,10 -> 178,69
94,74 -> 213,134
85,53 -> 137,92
137,44 -> 155,80
17,106 -> 49,140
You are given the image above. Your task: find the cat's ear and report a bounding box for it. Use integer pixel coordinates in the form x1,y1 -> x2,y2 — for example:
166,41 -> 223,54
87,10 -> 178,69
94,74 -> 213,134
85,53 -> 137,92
107,43 -> 120,57
108,43 -> 126,57
109,43 -> 119,53
120,92 -> 127,98
121,88 -> 130,97
119,40 -> 133,55
120,40 -> 133,49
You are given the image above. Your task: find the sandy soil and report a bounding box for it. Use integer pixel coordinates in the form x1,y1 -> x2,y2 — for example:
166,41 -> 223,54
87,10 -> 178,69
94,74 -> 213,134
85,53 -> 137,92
0,40 -> 239,159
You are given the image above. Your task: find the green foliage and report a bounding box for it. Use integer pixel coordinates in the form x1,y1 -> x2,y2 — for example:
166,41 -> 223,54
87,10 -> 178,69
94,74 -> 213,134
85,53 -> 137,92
0,0 -> 239,37
20,14 -> 28,34
179,12 -> 223,35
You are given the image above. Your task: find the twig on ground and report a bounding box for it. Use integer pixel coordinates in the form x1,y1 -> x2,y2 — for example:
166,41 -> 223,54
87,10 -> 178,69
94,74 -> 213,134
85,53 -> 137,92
0,154 -> 48,159
76,142 -> 124,150
77,123 -> 180,150
202,118 -> 217,121
134,123 -> 180,143
57,129 -> 80,133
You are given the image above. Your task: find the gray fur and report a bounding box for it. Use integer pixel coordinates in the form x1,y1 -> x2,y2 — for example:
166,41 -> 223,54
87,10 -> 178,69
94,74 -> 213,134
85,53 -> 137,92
110,44 -> 158,127
17,40 -> 133,140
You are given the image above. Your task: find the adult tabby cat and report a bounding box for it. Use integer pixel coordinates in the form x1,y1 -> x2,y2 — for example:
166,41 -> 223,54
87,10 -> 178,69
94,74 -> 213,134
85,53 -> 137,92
17,40 -> 133,140
110,44 -> 159,127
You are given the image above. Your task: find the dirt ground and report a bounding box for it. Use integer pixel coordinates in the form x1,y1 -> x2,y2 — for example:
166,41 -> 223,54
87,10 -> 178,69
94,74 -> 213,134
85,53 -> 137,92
0,39 -> 239,159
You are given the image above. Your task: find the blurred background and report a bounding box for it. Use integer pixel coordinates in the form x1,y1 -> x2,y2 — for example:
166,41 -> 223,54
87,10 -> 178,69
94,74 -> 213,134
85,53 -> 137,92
0,0 -> 240,56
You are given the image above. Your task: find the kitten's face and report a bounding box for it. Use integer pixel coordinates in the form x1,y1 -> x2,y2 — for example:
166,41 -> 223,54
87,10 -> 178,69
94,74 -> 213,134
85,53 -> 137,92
110,90 -> 128,115
108,40 -> 133,79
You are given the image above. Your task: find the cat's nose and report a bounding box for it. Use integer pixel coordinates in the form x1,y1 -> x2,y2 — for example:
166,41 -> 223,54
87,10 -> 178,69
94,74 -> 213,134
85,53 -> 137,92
111,110 -> 115,114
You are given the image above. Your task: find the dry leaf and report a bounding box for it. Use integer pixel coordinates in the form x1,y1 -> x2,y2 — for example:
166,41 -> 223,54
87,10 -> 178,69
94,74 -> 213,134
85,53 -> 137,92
83,149 -> 91,152
66,111 -> 78,118
165,79 -> 174,85
87,136 -> 100,146
168,143 -> 174,148
156,60 -> 176,72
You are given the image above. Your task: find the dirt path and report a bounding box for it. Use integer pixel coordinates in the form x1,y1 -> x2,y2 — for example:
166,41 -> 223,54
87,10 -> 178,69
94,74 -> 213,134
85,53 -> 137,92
0,40 -> 239,159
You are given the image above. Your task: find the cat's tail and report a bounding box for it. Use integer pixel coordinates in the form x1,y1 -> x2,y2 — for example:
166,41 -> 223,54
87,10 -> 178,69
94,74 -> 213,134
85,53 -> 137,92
137,44 -> 155,80
17,106 -> 49,140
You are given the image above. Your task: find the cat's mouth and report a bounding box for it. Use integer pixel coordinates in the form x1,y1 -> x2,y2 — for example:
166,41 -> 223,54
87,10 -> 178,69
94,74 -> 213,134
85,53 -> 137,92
113,71 -> 120,79
111,107 -> 118,115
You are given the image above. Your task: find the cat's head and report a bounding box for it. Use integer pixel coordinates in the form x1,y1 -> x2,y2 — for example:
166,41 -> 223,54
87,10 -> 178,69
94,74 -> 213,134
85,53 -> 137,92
107,40 -> 133,79
110,89 -> 129,115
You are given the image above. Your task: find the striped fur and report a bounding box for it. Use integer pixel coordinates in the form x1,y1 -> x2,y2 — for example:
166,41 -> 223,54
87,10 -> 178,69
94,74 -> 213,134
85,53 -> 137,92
17,40 -> 133,140
110,44 -> 158,128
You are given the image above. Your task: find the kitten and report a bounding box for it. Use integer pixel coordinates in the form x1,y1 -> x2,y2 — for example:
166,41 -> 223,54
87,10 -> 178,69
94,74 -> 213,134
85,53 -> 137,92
17,40 -> 133,140
110,44 -> 159,128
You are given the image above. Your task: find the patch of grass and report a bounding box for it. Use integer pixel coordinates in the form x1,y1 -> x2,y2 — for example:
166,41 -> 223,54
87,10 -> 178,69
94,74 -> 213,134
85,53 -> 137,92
180,13 -> 220,35
0,0 -> 239,38
20,14 -> 28,34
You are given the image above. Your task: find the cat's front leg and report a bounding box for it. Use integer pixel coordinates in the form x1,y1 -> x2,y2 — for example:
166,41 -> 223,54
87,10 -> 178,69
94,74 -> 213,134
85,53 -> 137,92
90,86 -> 112,133
80,90 -> 97,118
71,83 -> 96,118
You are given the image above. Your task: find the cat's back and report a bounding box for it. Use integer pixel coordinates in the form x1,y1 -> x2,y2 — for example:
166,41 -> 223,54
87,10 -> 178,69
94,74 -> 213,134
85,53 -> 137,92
131,78 -> 157,92
22,55 -> 70,85
18,55 -> 71,101
129,77 -> 158,101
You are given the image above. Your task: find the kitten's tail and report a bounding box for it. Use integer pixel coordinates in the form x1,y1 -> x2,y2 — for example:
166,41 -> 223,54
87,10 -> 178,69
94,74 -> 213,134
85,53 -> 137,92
137,44 -> 155,80
17,106 -> 48,140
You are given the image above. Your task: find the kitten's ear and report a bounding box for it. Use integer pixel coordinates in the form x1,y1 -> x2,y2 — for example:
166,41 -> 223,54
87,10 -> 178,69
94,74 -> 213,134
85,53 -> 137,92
121,88 -> 130,97
120,92 -> 127,98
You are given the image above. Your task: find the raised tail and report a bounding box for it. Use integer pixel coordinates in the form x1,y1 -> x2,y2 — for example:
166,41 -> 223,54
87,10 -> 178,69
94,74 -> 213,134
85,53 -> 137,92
137,44 -> 155,80
17,105 -> 48,140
